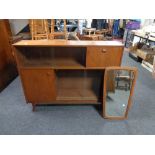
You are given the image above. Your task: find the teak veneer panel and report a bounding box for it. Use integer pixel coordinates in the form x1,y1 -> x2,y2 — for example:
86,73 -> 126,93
86,46 -> 123,67
13,40 -> 124,47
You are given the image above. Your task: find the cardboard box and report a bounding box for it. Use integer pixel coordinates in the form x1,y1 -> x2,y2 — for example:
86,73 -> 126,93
137,49 -> 155,64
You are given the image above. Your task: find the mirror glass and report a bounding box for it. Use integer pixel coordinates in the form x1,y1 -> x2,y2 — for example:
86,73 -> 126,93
105,69 -> 135,117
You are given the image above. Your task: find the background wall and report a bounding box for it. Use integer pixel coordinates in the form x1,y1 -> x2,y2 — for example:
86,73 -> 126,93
9,19 -> 28,35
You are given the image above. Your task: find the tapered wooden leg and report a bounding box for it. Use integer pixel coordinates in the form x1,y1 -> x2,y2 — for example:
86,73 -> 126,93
32,103 -> 36,112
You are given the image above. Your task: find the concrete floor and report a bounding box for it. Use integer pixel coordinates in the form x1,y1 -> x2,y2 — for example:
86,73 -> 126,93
0,51 -> 155,135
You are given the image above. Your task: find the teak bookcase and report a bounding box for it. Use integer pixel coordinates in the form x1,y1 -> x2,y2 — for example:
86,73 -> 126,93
13,40 -> 124,114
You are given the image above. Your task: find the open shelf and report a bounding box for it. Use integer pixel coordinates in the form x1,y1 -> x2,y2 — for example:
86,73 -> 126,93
57,88 -> 98,102
56,70 -> 103,102
22,58 -> 85,69
16,46 -> 86,69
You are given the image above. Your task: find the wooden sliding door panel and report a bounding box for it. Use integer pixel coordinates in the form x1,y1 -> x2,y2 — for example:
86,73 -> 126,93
20,69 -> 56,103
56,70 -> 103,102
86,46 -> 123,67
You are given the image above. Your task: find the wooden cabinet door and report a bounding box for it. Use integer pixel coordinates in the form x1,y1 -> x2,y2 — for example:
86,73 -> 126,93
86,46 -> 123,67
20,69 -> 56,103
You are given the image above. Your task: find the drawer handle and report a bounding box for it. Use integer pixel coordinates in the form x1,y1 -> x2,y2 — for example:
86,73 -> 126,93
102,49 -> 107,53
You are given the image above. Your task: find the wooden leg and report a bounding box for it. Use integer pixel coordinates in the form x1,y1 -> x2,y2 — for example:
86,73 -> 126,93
102,111 -> 105,118
25,98 -> 29,104
32,103 -> 36,112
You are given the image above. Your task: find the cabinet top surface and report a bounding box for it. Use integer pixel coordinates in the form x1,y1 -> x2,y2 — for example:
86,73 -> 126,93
13,40 -> 124,47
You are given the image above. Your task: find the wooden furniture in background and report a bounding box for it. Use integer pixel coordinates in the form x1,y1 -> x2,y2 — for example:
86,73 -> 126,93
80,34 -> 104,40
49,19 -> 68,40
96,29 -> 109,35
13,40 -> 124,114
0,19 -> 18,92
29,19 -> 49,40
83,28 -> 96,36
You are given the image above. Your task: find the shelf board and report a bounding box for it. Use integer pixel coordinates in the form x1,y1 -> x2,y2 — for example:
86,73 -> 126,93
19,58 -> 107,70
21,58 -> 85,69
56,88 -> 100,102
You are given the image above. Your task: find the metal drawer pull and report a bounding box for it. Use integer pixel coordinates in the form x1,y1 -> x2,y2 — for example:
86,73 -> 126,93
102,49 -> 107,53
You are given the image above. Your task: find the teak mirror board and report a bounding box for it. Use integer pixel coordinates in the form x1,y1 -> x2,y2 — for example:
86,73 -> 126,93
103,67 -> 138,120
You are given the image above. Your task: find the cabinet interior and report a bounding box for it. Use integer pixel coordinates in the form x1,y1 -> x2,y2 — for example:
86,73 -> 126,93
16,46 -> 86,69
55,70 -> 103,103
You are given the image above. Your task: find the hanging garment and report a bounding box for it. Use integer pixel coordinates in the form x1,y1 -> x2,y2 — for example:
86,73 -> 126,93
91,19 -> 97,28
123,19 -> 127,28
113,19 -> 120,36
86,19 -> 92,28
97,19 -> 103,30
102,19 -> 108,29
78,19 -> 85,34
109,19 -> 114,30
119,19 -> 123,28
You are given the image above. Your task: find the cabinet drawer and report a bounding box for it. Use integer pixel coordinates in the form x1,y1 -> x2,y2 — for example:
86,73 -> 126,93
86,46 -> 123,67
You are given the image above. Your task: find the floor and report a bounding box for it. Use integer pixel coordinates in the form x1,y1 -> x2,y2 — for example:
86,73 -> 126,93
0,51 -> 155,135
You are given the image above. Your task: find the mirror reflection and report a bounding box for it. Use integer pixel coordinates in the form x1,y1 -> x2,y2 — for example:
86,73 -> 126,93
105,69 -> 135,117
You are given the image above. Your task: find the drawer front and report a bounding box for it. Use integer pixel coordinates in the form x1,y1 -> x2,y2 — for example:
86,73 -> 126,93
86,46 -> 123,67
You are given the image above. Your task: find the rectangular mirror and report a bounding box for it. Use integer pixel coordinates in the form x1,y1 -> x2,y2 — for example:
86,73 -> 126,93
103,67 -> 137,120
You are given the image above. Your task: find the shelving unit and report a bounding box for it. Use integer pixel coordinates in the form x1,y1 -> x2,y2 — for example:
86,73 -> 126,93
13,40 -> 124,112
128,31 -> 155,73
